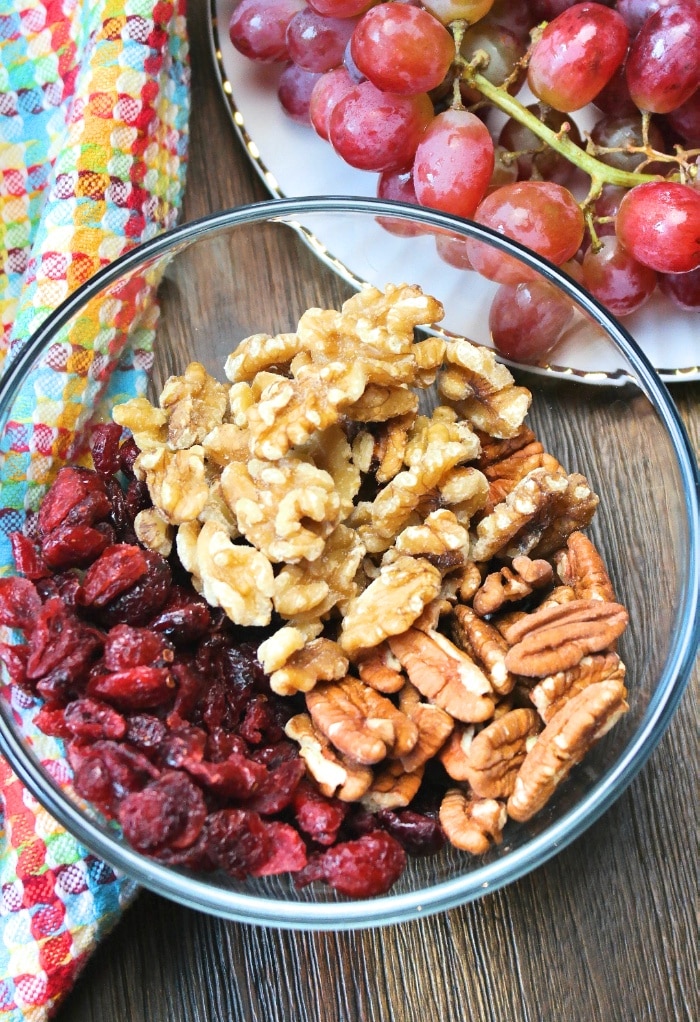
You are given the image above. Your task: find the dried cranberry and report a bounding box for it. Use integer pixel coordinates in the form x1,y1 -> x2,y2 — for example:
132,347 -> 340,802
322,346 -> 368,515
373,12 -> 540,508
38,467 -> 109,536
34,705 -> 70,739
103,624 -> 173,672
245,758 -> 305,815
238,694 -> 285,745
196,635 -> 258,691
342,806 -> 384,839
0,641 -> 30,689
118,437 -> 139,477
125,714 -> 168,751
118,771 -> 207,852
9,532 -> 49,579
63,489 -> 113,528
0,577 -> 41,630
103,477 -> 129,536
149,586 -> 211,644
71,739 -> 159,814
199,681 -> 229,731
124,478 -> 151,522
295,831 -> 406,898
200,809 -> 272,879
249,740 -> 299,768
159,726 -> 208,768
63,698 -> 127,741
377,808 -> 445,857
42,522 -> 113,570
251,822 -> 308,876
90,423 -> 123,477
70,747 -> 114,812
97,549 -> 172,626
87,665 -> 175,709
78,544 -> 149,607
35,570 -> 81,607
185,753 -> 267,800
241,643 -> 270,691
168,660 -> 204,723
195,637 -> 256,727
292,780 -> 348,846
26,598 -> 104,701
205,728 -> 249,763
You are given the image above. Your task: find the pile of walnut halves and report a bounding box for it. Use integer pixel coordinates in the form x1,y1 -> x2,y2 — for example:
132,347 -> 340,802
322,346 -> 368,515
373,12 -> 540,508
113,283 -> 630,857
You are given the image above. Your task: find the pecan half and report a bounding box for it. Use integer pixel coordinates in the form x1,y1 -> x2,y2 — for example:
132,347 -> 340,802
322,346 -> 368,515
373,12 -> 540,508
306,675 -> 418,766
462,708 -> 542,799
507,678 -> 629,822
530,652 -> 626,723
357,642 -> 405,694
389,628 -> 495,723
554,531 -> 616,603
360,760 -> 424,812
451,604 -> 516,696
503,599 -> 629,678
472,556 -> 554,617
398,682 -> 455,772
439,788 -> 507,854
285,713 -> 373,801
438,723 -> 475,781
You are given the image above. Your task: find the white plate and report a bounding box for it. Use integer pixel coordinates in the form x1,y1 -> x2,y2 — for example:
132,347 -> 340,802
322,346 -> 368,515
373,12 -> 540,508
209,0 -> 700,383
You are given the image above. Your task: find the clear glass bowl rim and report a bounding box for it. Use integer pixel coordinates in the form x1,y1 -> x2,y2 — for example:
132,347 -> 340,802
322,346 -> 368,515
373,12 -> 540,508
0,196 -> 697,929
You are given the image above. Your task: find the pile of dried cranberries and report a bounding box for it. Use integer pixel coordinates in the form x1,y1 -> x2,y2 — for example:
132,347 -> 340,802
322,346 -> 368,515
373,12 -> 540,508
0,425 -> 444,898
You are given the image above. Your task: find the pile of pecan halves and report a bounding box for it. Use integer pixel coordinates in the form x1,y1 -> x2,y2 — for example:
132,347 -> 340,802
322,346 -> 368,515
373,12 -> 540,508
113,283 -> 630,857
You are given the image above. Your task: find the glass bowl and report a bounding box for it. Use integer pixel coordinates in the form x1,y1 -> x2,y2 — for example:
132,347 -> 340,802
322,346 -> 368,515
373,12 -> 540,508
0,197 -> 697,929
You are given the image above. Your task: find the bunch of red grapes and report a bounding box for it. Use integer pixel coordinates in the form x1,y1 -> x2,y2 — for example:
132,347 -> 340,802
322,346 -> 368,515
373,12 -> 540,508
230,0 -> 700,363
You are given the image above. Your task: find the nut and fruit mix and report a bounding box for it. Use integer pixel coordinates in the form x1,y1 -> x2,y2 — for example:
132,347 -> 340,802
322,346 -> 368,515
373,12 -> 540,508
0,285 -> 630,898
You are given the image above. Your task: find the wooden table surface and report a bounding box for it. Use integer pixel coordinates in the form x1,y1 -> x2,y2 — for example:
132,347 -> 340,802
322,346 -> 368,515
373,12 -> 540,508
60,7 -> 699,1021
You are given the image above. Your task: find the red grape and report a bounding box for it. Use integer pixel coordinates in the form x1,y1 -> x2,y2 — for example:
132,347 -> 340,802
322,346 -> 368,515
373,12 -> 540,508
589,114 -> 668,176
308,0 -> 374,14
376,169 -> 424,236
278,64 -> 323,124
589,183 -> 628,242
581,236 -> 657,317
499,104 -> 583,186
591,64 -> 639,119
229,0 -> 306,63
412,110 -> 494,218
421,0 -> 495,26
435,231 -> 474,269
286,9 -> 359,73
531,0 -> 615,17
616,0 -> 680,37
309,66 -> 356,139
616,181 -> 700,273
458,23 -> 526,105
487,145 -> 518,193
658,266 -> 700,311
350,5 -> 454,96
482,0 -> 532,42
489,278 -> 574,363
665,90 -> 700,146
467,181 -> 585,283
343,37 -> 365,82
528,3 -> 629,113
328,81 -> 434,172
625,2 -> 700,114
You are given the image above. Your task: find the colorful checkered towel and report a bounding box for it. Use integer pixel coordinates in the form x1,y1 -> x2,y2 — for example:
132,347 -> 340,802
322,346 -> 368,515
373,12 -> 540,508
0,2 -> 189,1018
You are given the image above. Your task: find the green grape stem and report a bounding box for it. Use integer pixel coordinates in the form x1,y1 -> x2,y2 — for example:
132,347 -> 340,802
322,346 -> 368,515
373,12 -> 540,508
461,68 -> 663,193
